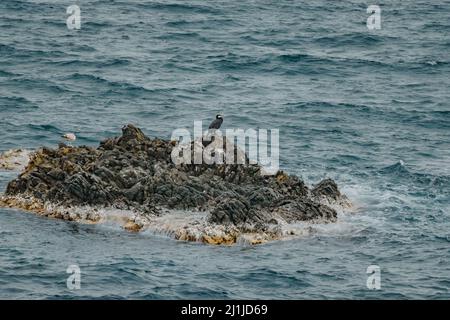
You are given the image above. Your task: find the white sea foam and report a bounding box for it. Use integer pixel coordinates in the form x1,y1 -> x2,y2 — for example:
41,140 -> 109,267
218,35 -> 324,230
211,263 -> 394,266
0,193 -> 356,245
0,149 -> 31,171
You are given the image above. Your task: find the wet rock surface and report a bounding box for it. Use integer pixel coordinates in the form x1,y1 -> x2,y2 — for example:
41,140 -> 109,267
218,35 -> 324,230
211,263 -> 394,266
0,124 -> 351,244
0,149 -> 31,171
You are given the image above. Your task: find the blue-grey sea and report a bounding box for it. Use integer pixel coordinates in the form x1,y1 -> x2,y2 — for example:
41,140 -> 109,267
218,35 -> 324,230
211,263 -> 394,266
0,0 -> 449,299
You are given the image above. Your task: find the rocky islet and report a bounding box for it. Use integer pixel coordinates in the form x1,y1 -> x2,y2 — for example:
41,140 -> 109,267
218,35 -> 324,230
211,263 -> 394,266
0,124 -> 351,244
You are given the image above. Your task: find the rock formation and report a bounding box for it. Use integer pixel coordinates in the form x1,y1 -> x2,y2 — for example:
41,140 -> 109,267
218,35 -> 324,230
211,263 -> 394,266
0,124 -> 351,244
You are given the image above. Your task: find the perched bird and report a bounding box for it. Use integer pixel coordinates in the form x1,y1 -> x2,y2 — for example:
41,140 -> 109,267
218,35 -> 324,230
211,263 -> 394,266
208,114 -> 223,130
203,114 -> 224,147
61,133 -> 76,146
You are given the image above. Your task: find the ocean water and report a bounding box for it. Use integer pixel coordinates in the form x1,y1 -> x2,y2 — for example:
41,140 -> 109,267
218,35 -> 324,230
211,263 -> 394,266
0,0 -> 449,299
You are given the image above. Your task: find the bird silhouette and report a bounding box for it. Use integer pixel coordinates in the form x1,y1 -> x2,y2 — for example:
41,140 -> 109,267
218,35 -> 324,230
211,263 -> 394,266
203,114 -> 223,147
208,114 -> 223,129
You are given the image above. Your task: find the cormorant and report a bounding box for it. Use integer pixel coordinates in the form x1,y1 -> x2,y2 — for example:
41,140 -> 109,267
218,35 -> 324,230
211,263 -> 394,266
203,115 -> 223,147
208,114 -> 223,129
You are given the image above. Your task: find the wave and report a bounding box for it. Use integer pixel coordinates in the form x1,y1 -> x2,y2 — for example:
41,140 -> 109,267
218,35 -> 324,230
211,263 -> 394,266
277,53 -> 325,63
51,58 -> 130,68
379,161 -> 450,194
423,21 -> 450,31
283,102 -> 450,132
209,52 -> 271,71
65,73 -> 182,97
237,268 -> 313,288
283,101 -> 373,113
0,96 -> 39,111
165,18 -> 235,28
276,51 -> 449,75
69,44 -> 97,53
6,77 -> 74,94
420,60 -> 449,68
82,21 -> 116,29
26,124 -> 62,134
0,43 -> 66,58
66,73 -> 151,93
67,73 -> 127,86
0,69 -> 21,77
155,31 -> 204,41
434,235 -> 450,243
270,52 -> 398,76
429,110 -> 450,116
99,58 -> 131,67
314,33 -> 392,47
136,2 -> 220,15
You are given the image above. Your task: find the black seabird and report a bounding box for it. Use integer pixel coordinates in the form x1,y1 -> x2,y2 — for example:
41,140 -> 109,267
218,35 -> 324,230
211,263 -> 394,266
208,114 -> 223,130
203,114 -> 223,147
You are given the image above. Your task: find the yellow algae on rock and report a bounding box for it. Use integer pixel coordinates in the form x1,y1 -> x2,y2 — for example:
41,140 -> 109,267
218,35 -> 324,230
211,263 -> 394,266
175,229 -> 199,242
275,171 -> 289,184
202,234 -> 237,245
123,220 -> 143,232
0,195 -> 45,214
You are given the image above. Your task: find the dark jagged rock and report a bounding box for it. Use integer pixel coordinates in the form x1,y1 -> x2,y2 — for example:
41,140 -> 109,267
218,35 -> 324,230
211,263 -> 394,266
0,124 -> 351,244
312,178 -> 341,199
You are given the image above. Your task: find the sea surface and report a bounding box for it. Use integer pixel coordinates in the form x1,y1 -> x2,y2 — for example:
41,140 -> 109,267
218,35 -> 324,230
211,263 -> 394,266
0,0 -> 449,299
